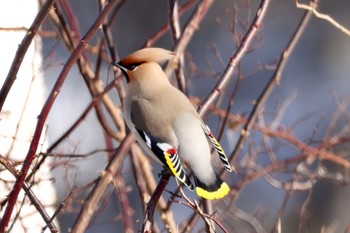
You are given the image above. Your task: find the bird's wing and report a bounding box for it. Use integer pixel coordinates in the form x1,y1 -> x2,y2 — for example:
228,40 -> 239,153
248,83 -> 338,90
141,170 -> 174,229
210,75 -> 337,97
136,128 -> 194,191
202,125 -> 232,172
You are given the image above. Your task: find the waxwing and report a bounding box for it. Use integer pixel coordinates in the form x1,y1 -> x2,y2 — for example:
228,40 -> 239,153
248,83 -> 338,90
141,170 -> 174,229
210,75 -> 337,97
112,48 -> 232,200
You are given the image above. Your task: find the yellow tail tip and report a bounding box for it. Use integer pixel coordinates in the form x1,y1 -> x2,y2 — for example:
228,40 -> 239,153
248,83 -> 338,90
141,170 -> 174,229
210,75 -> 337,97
195,182 -> 230,200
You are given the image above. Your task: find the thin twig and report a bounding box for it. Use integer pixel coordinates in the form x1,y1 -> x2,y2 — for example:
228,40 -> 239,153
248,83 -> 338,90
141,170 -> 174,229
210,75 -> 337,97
145,0 -> 198,47
130,144 -> 150,212
165,0 -> 214,77
262,126 -> 350,168
104,125 -> 134,233
270,189 -> 293,233
112,172 -> 134,233
296,0 -> 350,37
142,172 -> 172,233
0,155 -> 58,233
50,0 -> 126,141
228,0 -> 314,169
0,0 -> 56,112
178,190 -> 230,233
41,186 -> 79,233
59,0 -> 84,56
198,0 -> 271,120
231,207 -> 267,233
71,133 -> 135,233
193,95 -> 350,168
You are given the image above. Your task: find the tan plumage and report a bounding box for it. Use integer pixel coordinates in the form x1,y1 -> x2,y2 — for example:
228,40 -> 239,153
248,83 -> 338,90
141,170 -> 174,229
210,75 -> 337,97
118,47 -> 174,67
112,47 -> 232,200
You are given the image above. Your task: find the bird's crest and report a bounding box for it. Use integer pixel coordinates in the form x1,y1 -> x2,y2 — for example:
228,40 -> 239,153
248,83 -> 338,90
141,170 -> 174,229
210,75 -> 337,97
120,47 -> 174,66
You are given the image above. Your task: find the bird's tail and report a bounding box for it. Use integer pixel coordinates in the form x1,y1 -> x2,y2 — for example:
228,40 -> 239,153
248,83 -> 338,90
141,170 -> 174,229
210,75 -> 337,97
194,173 -> 230,200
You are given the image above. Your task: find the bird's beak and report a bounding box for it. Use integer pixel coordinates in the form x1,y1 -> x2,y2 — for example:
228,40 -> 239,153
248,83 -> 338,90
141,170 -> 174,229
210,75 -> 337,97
111,61 -> 130,83
111,61 -> 126,71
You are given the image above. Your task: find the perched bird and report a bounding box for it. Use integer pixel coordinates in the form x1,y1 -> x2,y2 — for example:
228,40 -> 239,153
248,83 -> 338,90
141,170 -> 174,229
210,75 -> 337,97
112,48 -> 232,200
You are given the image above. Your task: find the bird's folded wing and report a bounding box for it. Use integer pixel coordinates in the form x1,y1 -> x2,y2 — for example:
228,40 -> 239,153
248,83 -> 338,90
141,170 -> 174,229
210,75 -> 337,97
136,128 -> 194,191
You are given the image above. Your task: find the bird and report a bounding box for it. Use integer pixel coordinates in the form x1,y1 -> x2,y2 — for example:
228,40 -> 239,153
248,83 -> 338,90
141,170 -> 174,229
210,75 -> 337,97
112,47 -> 232,200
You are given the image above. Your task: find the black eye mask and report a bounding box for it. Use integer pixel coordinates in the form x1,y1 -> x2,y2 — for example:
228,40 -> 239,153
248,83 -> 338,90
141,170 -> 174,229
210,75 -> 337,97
125,62 -> 143,71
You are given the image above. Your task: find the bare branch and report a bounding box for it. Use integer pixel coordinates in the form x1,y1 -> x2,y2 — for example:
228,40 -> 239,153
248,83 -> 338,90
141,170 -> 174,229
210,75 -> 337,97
296,0 -> 350,37
145,0 -> 198,47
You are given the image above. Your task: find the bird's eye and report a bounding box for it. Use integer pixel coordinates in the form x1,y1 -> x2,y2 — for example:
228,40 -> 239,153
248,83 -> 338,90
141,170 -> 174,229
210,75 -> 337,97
126,64 -> 136,70
125,63 -> 142,71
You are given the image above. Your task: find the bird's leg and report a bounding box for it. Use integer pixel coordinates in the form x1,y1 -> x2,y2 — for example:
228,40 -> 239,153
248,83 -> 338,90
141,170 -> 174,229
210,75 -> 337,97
158,166 -> 171,178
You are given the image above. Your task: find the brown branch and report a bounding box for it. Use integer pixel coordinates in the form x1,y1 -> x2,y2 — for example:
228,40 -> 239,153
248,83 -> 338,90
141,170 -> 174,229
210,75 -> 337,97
142,172 -> 172,233
0,0 -> 56,112
42,186 -> 79,233
145,0 -> 198,47
0,1 -> 120,231
228,0 -> 315,169
71,133 -> 135,233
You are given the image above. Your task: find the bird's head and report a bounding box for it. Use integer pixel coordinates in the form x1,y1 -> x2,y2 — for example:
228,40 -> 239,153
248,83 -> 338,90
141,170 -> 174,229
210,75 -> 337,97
112,47 -> 174,83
